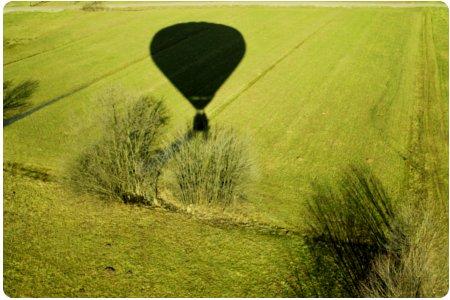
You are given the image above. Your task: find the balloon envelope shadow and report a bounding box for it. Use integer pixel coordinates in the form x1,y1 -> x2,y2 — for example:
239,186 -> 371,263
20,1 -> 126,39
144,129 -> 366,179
150,22 -> 245,132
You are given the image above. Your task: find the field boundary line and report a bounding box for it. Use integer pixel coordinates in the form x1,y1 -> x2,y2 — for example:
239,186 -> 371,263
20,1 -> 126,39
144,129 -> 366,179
210,16 -> 336,118
144,203 -> 303,238
3,162 -> 302,238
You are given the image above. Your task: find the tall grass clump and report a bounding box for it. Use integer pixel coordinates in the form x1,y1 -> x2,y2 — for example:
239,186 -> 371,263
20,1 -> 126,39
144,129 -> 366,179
362,190 -> 448,297
292,164 -> 448,297
163,127 -> 251,207
3,80 -> 39,117
70,90 -> 169,205
305,165 -> 407,296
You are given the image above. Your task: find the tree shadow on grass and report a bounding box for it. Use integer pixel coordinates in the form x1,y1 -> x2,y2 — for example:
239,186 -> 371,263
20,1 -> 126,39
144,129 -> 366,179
3,79 -> 39,120
285,238 -> 346,297
288,165 -> 408,297
150,22 -> 245,133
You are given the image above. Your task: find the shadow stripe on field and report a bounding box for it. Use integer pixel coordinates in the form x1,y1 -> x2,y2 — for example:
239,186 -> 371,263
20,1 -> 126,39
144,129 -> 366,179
3,27 -> 212,127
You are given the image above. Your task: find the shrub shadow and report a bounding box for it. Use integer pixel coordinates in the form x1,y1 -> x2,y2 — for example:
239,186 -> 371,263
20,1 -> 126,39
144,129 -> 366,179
3,79 -> 39,119
290,165 -> 407,297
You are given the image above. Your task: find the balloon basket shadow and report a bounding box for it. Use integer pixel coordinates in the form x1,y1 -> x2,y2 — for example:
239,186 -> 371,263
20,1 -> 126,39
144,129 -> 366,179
193,111 -> 209,133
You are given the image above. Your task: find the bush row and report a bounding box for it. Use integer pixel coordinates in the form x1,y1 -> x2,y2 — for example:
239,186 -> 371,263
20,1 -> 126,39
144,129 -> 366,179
70,90 -> 251,209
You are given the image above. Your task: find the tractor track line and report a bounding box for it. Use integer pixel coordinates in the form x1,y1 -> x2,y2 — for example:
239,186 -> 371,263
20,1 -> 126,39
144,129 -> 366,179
3,28 -> 212,127
4,32 -> 101,66
403,10 -> 447,210
4,13 -> 152,66
3,55 -> 148,127
210,16 -> 336,118
4,14 -> 326,127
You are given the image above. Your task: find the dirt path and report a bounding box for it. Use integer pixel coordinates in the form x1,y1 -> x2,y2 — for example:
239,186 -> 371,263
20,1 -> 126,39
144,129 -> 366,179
4,1 -> 445,13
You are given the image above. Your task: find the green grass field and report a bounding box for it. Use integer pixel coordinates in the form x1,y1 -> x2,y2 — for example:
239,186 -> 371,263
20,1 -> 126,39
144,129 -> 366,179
3,2 -> 448,297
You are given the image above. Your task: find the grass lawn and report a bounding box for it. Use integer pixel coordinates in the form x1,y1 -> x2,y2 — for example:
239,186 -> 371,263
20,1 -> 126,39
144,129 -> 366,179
3,2 -> 448,297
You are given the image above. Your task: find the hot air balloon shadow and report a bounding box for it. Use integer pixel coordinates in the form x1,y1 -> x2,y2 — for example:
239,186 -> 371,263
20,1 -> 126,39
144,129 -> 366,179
150,22 -> 246,133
